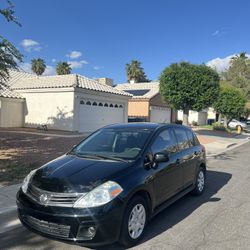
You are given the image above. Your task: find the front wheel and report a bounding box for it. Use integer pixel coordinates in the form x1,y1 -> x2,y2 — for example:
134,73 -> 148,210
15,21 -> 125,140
191,168 -> 206,196
119,196 -> 148,248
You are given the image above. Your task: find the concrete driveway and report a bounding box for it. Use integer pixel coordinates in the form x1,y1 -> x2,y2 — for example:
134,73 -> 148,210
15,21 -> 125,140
0,142 -> 250,249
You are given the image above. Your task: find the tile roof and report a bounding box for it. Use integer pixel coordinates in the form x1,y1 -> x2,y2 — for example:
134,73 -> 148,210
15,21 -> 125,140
0,85 -> 23,99
7,70 -> 35,86
115,82 -> 160,99
10,72 -> 132,97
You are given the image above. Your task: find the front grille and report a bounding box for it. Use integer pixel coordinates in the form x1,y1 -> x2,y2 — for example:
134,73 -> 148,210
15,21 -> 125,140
24,216 -> 70,238
26,185 -> 85,207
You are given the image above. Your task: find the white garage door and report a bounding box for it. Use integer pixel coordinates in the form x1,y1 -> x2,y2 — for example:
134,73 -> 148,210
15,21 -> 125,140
79,101 -> 124,132
150,106 -> 171,123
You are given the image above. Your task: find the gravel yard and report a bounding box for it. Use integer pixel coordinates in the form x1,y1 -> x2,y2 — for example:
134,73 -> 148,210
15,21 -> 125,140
0,130 -> 83,186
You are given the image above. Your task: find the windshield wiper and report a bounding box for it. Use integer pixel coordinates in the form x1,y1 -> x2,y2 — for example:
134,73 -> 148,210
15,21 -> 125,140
82,153 -> 129,163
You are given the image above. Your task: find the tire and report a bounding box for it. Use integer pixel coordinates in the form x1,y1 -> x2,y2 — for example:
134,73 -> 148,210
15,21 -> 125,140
191,167 -> 206,196
119,196 -> 148,248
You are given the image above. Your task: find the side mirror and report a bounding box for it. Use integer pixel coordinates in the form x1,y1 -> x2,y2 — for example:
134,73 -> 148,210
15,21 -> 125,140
154,152 -> 169,163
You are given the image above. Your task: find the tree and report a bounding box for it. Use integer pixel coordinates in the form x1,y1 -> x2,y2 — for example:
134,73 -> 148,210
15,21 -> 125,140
222,52 -> 250,99
56,62 -> 71,75
31,58 -> 46,76
126,60 -> 150,83
213,86 -> 246,126
0,0 -> 23,83
160,62 -> 220,125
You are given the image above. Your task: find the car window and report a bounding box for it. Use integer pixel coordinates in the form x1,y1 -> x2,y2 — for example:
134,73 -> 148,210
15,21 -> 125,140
151,129 -> 177,154
74,128 -> 152,160
186,129 -> 196,147
174,128 -> 190,150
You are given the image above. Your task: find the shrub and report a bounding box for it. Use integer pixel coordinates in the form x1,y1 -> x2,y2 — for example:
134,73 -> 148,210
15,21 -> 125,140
212,122 -> 226,131
175,120 -> 183,125
192,121 -> 198,126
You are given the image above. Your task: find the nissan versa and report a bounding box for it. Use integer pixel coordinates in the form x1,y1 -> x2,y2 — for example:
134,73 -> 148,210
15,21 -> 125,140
17,123 -> 207,247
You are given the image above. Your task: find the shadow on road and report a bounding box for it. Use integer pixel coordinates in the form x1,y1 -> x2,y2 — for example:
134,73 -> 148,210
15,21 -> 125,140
0,170 -> 231,250
99,170 -> 232,249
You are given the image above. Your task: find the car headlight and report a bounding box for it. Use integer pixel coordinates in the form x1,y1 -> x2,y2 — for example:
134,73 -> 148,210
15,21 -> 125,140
21,169 -> 37,194
73,181 -> 123,208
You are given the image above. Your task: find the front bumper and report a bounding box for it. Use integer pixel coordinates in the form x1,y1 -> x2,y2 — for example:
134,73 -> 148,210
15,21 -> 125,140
16,189 -> 125,246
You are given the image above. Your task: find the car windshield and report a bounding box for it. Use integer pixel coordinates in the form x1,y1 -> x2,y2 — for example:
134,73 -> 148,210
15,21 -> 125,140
72,128 -> 153,161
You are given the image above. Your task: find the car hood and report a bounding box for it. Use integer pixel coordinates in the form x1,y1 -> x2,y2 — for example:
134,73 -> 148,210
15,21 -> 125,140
31,154 -> 130,193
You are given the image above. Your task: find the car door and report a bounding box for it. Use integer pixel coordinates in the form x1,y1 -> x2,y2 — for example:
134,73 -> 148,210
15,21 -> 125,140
173,127 -> 196,188
150,128 -> 183,206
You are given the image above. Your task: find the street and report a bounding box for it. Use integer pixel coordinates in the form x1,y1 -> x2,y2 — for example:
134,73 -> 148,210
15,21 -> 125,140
0,142 -> 250,250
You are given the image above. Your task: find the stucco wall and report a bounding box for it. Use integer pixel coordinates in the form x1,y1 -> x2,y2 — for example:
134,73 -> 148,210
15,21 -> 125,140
19,89 -> 75,131
0,97 -> 24,127
128,100 -> 149,118
178,110 -> 208,125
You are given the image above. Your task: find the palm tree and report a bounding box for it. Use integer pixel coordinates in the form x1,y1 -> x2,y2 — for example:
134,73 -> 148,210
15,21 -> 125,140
126,60 -> 149,83
31,58 -> 46,75
56,62 -> 72,75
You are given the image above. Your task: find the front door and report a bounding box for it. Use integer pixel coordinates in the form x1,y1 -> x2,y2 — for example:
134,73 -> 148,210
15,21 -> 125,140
150,128 -> 182,206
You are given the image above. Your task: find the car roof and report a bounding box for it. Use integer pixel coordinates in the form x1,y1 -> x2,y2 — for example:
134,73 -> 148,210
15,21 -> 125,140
103,122 -> 191,131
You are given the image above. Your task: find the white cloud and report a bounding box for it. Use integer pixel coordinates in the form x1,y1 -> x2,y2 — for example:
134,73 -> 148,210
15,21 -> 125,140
43,65 -> 56,76
66,51 -> 82,59
93,66 -> 103,70
212,30 -> 220,36
68,60 -> 88,69
52,58 -> 57,63
19,62 -> 33,73
19,62 -> 55,76
206,54 -> 250,72
20,39 -> 41,52
211,27 -> 226,37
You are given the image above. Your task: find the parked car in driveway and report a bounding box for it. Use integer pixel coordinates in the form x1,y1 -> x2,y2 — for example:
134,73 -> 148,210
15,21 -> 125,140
16,123 -> 207,247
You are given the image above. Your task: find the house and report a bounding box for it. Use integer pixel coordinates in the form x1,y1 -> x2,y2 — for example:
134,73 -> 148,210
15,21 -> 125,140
177,110 -> 208,125
5,71 -> 131,132
115,82 -> 177,123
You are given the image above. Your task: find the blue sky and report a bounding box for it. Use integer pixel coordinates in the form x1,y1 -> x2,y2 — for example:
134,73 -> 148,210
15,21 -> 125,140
1,0 -> 250,83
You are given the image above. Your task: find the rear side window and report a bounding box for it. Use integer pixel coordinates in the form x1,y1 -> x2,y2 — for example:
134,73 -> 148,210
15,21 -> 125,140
174,128 -> 190,150
151,129 -> 178,154
186,129 -> 196,147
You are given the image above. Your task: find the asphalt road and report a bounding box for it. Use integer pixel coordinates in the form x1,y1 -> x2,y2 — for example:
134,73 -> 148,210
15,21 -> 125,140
1,142 -> 250,250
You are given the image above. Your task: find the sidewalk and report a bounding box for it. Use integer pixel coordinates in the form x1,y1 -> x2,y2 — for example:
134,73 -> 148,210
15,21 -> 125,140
195,128 -> 250,157
0,184 -> 20,234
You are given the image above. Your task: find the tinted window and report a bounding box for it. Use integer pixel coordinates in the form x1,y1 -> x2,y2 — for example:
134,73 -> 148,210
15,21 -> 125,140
193,133 -> 200,145
174,128 -> 190,150
186,129 -> 196,147
151,129 -> 177,154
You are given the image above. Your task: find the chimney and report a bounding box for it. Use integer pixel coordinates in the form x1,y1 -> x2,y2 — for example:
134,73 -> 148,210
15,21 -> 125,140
129,78 -> 135,84
96,78 -> 113,87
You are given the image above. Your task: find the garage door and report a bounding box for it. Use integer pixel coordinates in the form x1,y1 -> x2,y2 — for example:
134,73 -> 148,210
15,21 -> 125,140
150,106 -> 171,123
79,100 -> 124,132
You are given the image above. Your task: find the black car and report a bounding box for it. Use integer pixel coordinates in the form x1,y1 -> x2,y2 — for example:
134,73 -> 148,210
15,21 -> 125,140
17,123 -> 206,247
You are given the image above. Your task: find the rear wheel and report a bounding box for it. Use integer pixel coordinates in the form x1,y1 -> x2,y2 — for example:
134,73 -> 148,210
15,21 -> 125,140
192,167 -> 206,196
119,196 -> 148,247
